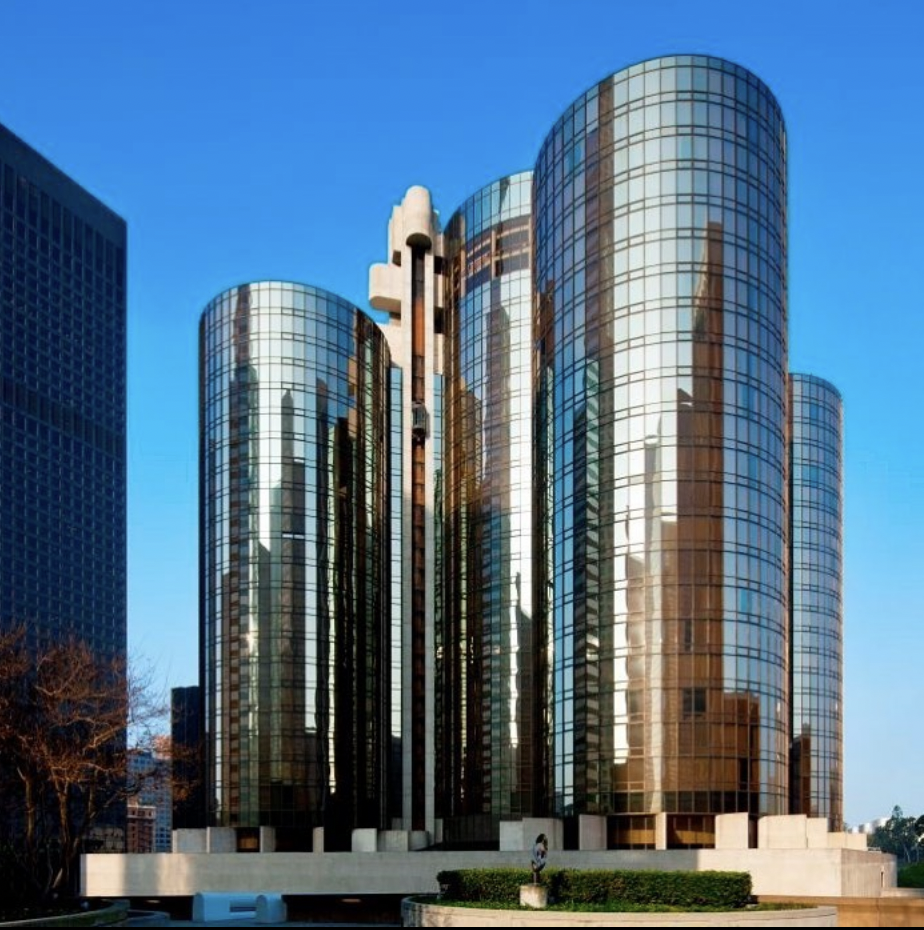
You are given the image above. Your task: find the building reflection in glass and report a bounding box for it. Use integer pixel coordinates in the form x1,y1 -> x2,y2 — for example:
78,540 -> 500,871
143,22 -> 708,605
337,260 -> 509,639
789,374 -> 843,828
534,56 -> 789,845
200,282 -> 392,849
439,173 -> 536,845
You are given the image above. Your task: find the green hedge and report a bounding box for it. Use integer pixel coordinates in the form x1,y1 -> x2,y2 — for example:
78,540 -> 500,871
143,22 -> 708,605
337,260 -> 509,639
899,861 -> 924,888
436,868 -> 752,910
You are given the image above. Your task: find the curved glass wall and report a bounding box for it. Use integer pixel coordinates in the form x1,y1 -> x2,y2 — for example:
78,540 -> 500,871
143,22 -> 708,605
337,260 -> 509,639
789,374 -> 842,827
533,55 -> 789,844
200,282 -> 391,847
439,173 -> 535,844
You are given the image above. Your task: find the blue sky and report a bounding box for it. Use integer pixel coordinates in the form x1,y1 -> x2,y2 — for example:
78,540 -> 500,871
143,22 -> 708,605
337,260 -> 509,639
2,0 -> 921,827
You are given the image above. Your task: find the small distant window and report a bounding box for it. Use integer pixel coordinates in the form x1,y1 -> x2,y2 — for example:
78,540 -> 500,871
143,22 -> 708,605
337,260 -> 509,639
682,687 -> 706,716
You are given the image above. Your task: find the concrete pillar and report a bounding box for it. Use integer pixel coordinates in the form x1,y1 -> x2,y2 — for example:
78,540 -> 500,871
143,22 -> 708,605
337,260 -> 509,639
758,814 -> 808,849
806,818 -> 829,849
715,813 -> 750,850
259,826 -> 276,853
172,828 -> 207,853
655,812 -> 668,850
522,817 -> 563,850
578,815 -> 607,850
206,827 -> 236,853
499,821 -> 525,851
378,830 -> 410,852
312,827 -> 325,853
409,830 -> 430,851
351,828 -> 378,852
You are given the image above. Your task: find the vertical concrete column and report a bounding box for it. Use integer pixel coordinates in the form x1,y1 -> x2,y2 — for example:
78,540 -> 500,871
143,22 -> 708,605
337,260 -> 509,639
655,813 -> 668,850
806,818 -> 829,849
758,814 -> 808,848
578,815 -> 608,850
312,827 -> 325,853
351,828 -> 378,852
715,813 -> 751,849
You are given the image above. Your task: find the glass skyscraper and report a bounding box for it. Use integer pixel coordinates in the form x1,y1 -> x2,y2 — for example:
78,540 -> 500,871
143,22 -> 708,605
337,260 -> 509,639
200,282 -> 392,849
439,173 -> 537,844
789,374 -> 843,828
199,55 -> 843,851
533,55 -> 789,844
0,122 -> 126,661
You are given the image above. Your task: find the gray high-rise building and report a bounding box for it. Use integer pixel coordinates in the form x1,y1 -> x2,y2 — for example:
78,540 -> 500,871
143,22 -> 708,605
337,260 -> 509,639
0,122 -> 126,660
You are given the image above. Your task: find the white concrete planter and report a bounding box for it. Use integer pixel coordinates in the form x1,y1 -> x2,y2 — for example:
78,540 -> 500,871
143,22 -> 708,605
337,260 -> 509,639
401,897 -> 838,927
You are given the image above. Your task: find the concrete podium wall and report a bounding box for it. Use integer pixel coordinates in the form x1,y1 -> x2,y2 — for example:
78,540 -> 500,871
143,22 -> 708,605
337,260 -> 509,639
82,846 -> 894,900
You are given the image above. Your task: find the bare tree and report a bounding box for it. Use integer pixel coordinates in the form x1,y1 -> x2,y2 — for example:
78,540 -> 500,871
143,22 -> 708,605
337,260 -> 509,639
0,627 -> 170,901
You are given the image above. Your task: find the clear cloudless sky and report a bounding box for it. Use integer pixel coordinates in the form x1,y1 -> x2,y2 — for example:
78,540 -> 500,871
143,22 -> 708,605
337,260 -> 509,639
2,0 -> 920,827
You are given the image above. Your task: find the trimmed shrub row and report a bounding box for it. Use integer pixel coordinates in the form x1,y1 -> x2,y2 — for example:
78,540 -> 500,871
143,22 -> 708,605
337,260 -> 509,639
899,861 -> 924,888
436,868 -> 752,910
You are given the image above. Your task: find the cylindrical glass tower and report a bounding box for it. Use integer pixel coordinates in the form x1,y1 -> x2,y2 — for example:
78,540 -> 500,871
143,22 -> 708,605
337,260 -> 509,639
789,373 -> 843,828
438,173 -> 537,845
534,55 -> 789,845
200,282 -> 392,849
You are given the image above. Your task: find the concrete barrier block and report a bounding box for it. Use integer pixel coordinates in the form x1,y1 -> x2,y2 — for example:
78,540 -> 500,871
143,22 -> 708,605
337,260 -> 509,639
172,829 -> 207,853
522,817 -> 563,850
499,821 -> 525,850
578,814 -> 607,850
351,828 -> 378,852
758,815 -> 808,849
410,830 -> 430,851
378,830 -> 410,852
715,813 -> 751,850
206,827 -> 237,853
806,818 -> 829,849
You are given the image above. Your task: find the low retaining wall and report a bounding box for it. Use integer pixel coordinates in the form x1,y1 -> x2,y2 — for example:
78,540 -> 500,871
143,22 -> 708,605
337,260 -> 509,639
0,900 -> 128,928
760,894 -> 924,928
81,847 -> 892,899
401,898 -> 838,927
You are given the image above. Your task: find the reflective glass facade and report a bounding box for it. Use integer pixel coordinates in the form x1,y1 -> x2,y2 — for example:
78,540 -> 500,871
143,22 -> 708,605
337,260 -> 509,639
534,56 -> 789,842
0,123 -> 126,660
789,374 -> 842,827
439,173 -> 536,841
200,283 -> 392,847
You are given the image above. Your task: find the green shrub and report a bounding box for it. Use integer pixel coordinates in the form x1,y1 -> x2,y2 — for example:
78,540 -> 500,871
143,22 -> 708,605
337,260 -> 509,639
899,861 -> 924,888
437,867 -> 533,902
435,868 -> 751,910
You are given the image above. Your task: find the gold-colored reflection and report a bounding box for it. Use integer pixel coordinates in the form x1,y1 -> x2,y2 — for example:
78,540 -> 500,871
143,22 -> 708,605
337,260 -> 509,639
201,284 -> 392,848
438,174 -> 536,846
534,58 -> 789,844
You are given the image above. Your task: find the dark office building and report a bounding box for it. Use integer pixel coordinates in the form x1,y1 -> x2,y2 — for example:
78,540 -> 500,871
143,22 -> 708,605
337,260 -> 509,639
0,122 -> 126,660
172,685 -> 206,831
